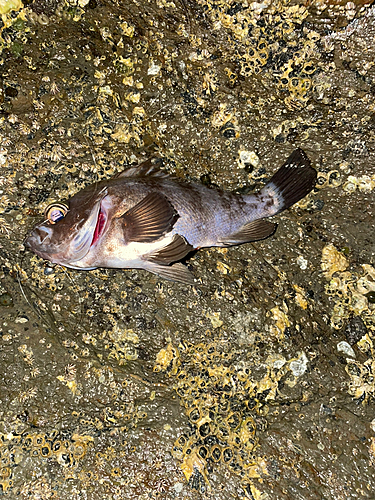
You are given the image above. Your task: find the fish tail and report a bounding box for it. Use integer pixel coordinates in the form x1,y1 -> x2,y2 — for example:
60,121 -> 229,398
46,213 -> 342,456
260,148 -> 317,215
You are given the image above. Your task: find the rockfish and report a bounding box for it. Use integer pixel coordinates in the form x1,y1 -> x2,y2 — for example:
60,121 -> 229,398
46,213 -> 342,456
25,149 -> 316,284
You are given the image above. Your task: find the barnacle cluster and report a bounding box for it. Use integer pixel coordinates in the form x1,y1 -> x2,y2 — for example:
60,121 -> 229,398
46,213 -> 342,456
343,174 -> 375,194
346,356 -> 375,404
0,345 -> 148,496
0,430 -> 93,493
198,0 -> 319,109
322,244 -> 375,405
154,341 -> 308,495
323,245 -> 374,331
10,254 -> 146,367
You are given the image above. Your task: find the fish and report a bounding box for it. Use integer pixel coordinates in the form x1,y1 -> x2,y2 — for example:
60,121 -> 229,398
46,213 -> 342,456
24,149 -> 317,284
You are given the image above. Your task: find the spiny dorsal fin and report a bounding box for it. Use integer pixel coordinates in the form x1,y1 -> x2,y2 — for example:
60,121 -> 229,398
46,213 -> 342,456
219,219 -> 277,246
121,192 -> 179,243
146,234 -> 194,265
114,158 -> 172,179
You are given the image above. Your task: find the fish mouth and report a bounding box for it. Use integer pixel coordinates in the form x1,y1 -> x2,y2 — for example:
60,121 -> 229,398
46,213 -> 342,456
90,200 -> 108,247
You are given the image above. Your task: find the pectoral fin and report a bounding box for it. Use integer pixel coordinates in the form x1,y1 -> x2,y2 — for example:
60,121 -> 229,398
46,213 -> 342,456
146,262 -> 195,285
219,219 -> 277,246
146,234 -> 194,265
142,235 -> 195,284
121,192 -> 179,243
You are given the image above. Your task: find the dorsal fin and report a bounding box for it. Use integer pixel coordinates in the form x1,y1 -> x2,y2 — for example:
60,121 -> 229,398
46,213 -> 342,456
113,158 -> 172,179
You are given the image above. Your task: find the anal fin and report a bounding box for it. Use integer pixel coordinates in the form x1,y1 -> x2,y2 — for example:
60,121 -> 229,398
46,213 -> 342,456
147,262 -> 195,285
219,219 -> 276,246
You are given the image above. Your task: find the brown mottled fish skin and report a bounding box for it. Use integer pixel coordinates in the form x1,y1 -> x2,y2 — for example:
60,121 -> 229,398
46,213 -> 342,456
25,149 -> 317,284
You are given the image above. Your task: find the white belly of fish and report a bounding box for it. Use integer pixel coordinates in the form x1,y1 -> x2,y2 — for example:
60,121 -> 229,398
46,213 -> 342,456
72,233 -> 176,270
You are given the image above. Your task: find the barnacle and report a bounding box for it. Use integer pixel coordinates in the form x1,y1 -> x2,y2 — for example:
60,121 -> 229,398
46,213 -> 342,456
324,249 -> 375,330
321,244 -> 349,279
18,387 -> 38,402
343,174 -> 375,193
346,358 -> 375,404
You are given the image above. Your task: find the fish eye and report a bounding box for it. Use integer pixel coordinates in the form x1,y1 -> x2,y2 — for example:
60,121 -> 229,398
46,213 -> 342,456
44,203 -> 69,224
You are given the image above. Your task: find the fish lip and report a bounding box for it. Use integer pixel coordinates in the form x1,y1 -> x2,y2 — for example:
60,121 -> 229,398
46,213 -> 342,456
24,225 -> 53,257
90,198 -> 108,247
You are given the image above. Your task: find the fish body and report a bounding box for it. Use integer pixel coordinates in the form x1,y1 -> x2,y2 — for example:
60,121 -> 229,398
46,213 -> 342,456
25,149 -> 317,283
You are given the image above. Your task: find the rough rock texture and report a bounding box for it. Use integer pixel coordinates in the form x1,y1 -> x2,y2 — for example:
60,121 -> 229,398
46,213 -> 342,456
0,0 -> 375,498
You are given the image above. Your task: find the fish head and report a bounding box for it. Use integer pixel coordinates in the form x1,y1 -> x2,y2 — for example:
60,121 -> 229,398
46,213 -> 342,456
25,184 -> 109,268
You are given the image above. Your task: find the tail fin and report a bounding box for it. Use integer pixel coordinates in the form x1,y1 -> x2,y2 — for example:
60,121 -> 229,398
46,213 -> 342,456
265,149 -> 317,214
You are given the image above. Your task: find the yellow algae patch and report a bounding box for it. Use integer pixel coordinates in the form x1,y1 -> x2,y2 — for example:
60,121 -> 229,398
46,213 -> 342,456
217,261 -> 231,274
205,310 -> 223,329
57,377 -> 78,396
293,284 -> 308,310
0,0 -> 22,15
154,343 -> 180,374
108,326 -> 139,344
269,304 -> 290,340
321,244 -> 349,278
